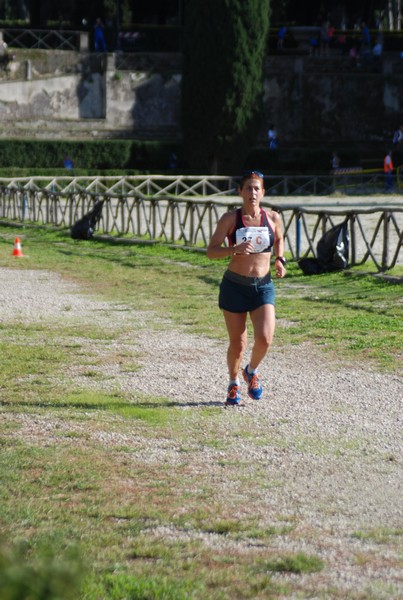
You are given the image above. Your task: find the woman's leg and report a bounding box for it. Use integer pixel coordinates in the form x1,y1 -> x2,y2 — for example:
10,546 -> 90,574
222,310 -> 248,380
248,303 -> 276,370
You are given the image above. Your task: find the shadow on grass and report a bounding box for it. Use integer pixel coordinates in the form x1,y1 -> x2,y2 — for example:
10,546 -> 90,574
1,398 -> 224,411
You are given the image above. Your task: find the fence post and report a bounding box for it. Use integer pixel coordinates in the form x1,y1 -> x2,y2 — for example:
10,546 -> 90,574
170,199 -> 175,241
45,191 -> 50,224
136,198 -> 141,236
79,31 -> 89,52
188,201 -> 194,245
119,197 -> 125,235
69,194 -> 75,227
296,210 -> 301,259
321,213 -> 327,236
382,211 -> 390,271
13,189 -> 19,220
28,190 -> 34,222
25,60 -> 32,80
208,202 -> 214,241
349,215 -> 356,266
22,192 -> 28,222
151,199 -> 156,239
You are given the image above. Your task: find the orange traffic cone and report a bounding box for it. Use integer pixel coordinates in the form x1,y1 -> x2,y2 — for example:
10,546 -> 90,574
12,237 -> 24,257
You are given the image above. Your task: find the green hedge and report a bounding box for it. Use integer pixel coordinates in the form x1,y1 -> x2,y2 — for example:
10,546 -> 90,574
0,168 -> 148,177
0,139 -> 379,176
0,140 -> 182,171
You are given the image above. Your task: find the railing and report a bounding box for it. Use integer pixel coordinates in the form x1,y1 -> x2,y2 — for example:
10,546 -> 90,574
2,28 -> 81,51
1,24 -> 180,53
1,172 -> 402,198
267,27 -> 403,54
0,175 -> 239,198
2,26 -> 403,55
0,184 -> 401,272
0,172 -> 403,197
279,205 -> 402,272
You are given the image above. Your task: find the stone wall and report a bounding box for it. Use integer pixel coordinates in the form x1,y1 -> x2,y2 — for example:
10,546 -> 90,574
262,55 -> 403,149
0,49 -> 402,154
0,50 -> 182,139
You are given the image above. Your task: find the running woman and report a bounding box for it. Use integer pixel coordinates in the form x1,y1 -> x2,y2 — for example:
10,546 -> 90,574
207,170 -> 287,405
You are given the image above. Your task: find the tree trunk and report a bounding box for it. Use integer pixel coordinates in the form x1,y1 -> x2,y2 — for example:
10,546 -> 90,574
387,0 -> 394,29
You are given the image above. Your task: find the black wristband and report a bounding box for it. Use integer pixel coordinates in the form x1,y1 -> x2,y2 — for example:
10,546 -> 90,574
275,256 -> 287,266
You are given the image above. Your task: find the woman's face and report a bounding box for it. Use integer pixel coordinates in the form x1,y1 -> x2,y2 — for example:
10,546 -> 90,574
239,178 -> 265,209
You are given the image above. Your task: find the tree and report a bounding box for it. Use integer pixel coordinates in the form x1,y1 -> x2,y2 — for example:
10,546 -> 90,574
385,0 -> 402,29
182,0 -> 270,174
270,0 -> 290,25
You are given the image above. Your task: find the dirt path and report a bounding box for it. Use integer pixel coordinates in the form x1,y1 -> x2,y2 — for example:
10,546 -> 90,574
1,267 -> 402,598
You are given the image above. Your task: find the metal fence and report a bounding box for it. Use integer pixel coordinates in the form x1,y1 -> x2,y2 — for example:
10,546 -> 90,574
1,25 -> 180,53
0,181 -> 401,272
2,26 -> 403,55
2,28 -> 81,51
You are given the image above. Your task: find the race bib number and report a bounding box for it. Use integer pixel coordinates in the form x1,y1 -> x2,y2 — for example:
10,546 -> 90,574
235,226 -> 272,253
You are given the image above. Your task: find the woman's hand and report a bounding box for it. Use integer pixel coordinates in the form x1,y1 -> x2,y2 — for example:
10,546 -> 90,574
275,263 -> 286,278
233,240 -> 255,255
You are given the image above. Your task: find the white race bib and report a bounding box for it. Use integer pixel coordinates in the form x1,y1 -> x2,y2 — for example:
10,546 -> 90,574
235,226 -> 272,253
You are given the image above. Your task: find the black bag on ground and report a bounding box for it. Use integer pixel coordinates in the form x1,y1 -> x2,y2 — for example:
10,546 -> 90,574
298,256 -> 325,275
71,200 -> 104,240
298,221 -> 349,275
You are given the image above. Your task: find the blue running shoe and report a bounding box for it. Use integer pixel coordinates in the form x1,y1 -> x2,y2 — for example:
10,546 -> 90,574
242,365 -> 263,400
225,384 -> 242,406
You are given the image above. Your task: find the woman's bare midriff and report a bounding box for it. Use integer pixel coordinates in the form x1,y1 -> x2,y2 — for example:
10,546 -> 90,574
228,253 -> 272,278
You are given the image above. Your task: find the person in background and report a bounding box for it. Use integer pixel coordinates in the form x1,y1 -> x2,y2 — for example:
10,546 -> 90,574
169,151 -> 177,169
63,156 -> 74,170
392,125 -> 403,147
361,21 -> 371,50
206,170 -> 286,406
372,34 -> 383,61
0,40 -> 9,58
309,33 -> 320,56
331,152 -> 340,171
0,41 -> 14,75
336,31 -> 347,55
327,22 -> 335,42
277,26 -> 286,51
384,149 -> 394,191
94,18 -> 107,52
349,44 -> 360,67
319,20 -> 331,56
267,124 -> 278,150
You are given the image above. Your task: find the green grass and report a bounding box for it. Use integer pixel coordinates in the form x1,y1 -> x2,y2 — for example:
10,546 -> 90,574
0,541 -> 84,600
0,226 -> 401,369
0,225 -> 402,599
352,528 -> 403,545
262,551 -> 325,574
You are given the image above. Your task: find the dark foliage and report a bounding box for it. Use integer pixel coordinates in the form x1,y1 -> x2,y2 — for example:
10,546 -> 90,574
0,140 -> 181,171
182,0 -> 270,174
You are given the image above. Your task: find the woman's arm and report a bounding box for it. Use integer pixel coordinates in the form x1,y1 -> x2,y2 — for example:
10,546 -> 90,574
271,210 -> 287,278
207,212 -> 255,259
206,213 -> 235,259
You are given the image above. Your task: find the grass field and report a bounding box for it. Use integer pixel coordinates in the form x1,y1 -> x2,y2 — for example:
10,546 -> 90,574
1,226 -> 402,369
0,226 -> 402,599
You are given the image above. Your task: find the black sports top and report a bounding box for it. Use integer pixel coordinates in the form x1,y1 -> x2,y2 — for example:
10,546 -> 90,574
228,208 -> 275,253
